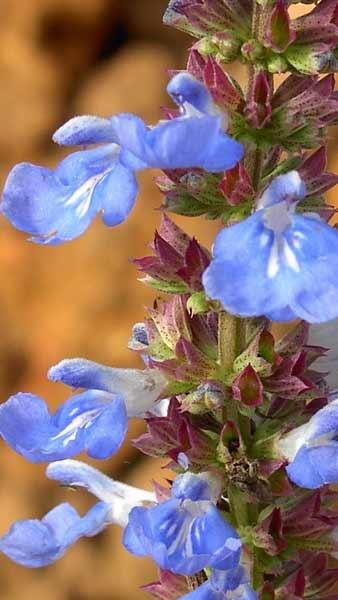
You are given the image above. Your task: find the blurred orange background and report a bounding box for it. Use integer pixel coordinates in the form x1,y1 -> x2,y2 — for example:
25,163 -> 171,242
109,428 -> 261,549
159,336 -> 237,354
0,1 -> 336,598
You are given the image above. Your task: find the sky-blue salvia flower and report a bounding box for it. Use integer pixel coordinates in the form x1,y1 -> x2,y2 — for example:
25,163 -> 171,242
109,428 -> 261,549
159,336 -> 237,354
0,363 -> 165,462
123,471 -> 242,576
48,358 -> 167,417
203,171 -> 338,323
1,73 -> 243,244
278,398 -> 338,488
0,460 -> 155,567
0,390 -> 127,461
180,568 -> 258,600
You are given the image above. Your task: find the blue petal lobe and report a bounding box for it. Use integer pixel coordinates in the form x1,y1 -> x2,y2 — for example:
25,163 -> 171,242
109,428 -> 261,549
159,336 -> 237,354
285,215 -> 338,323
55,144 -> 118,184
171,472 -> 212,502
0,390 -> 127,462
0,502 -> 110,567
167,72 -> 214,114
94,163 -> 138,226
52,391 -> 128,459
203,212 -> 282,317
48,358 -> 119,391
258,171 -> 306,209
113,113 -> 243,172
1,163 -> 69,237
53,116 -> 117,146
1,145 -> 136,244
307,400 -> 338,440
202,131 -> 244,172
111,114 -> 150,169
203,210 -> 338,323
287,444 -> 338,489
124,498 -> 241,576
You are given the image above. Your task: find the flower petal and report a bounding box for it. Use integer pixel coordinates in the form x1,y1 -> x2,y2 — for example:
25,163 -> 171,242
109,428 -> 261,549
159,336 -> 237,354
53,115 -> 117,146
166,72 -> 216,116
283,215 -> 338,323
171,472 -> 215,502
113,113 -> 243,172
94,163 -> 138,226
124,498 -> 241,575
257,171 -> 306,209
47,459 -> 156,527
48,358 -> 166,417
1,163 -> 71,238
111,114 -> 150,169
53,391 -> 128,459
1,145 -> 136,244
0,501 -> 110,567
286,444 -> 338,489
203,211 -> 338,323
0,390 -> 127,462
203,211 -> 284,317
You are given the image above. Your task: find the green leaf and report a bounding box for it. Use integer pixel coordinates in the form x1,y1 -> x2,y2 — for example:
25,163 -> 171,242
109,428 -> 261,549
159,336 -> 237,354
262,156 -> 303,181
148,339 -> 175,361
141,276 -> 188,294
285,43 -> 323,75
164,379 -> 196,396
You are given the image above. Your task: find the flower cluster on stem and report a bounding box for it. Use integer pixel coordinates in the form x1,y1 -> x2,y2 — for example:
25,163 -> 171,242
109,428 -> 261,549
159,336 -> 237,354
0,0 -> 338,598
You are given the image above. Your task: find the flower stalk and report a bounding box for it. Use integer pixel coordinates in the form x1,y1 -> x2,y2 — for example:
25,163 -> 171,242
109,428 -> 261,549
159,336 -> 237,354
0,0 -> 337,598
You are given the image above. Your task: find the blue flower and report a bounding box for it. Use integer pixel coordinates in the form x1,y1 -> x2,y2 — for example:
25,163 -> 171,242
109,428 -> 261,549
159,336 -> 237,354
1,73 -> 243,244
278,398 -> 338,488
0,459 -> 155,567
123,471 -> 241,576
0,390 -> 127,462
180,568 -> 258,600
0,360 -> 166,462
203,171 -> 338,323
112,72 -> 243,173
48,358 -> 166,418
1,144 -> 138,244
0,501 -> 111,568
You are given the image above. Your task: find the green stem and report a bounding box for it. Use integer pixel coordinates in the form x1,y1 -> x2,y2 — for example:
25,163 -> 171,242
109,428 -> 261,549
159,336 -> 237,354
218,312 -> 247,369
218,311 -> 238,371
252,0 -> 261,37
218,312 -> 247,424
252,147 -> 264,191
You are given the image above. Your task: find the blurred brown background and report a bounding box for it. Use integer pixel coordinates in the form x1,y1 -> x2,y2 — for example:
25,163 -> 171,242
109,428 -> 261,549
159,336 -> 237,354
0,1 -> 336,599
0,1 -> 213,598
